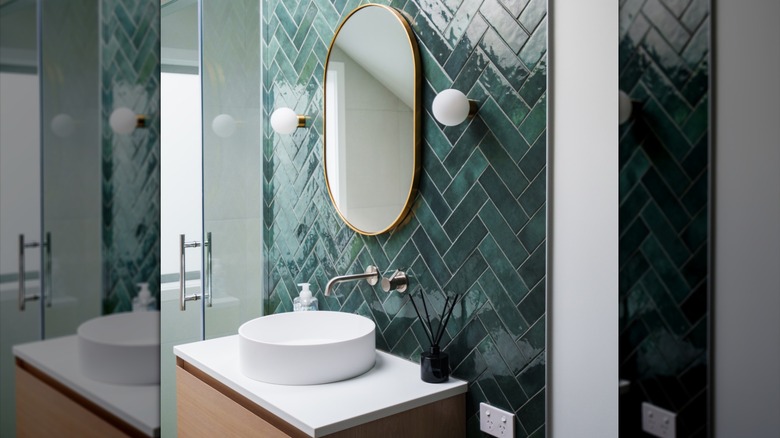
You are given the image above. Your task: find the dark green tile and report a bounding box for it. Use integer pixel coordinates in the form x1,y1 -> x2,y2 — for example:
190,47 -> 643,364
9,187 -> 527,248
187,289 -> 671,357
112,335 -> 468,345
442,149 -> 489,208
681,17 -> 708,69
482,64 -> 531,127
516,383 -> 545,432
478,305 -> 529,374
443,185 -> 488,239
475,376 -> 513,421
451,347 -> 488,382
681,0 -> 708,30
641,201 -> 691,265
680,207 -> 707,252
682,95 -> 708,146
482,0 -> 528,53
517,352 -> 545,398
481,98 -> 530,163
519,94 -> 546,145
519,56 -> 546,110
479,236 -> 530,302
518,170 -> 545,216
620,148 -> 651,201
681,171 -> 708,216
640,236 -> 691,304
444,250 -> 489,296
518,243 -> 545,290
682,244 -> 707,288
518,15 -> 547,68
642,0 -> 691,52
642,167 -> 691,231
479,28 -> 529,91
518,206 -> 545,253
642,28 -> 692,89
619,217 -> 650,266
478,201 -> 530,267
476,337 -> 529,410
479,167 -> 528,231
620,251 -> 650,296
518,278 -> 545,324
442,118 -> 488,173
443,217 -> 488,271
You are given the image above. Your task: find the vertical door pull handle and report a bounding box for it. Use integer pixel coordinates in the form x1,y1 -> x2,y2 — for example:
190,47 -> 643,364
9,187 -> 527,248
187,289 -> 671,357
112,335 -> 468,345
179,234 -> 202,311
18,234 -> 41,311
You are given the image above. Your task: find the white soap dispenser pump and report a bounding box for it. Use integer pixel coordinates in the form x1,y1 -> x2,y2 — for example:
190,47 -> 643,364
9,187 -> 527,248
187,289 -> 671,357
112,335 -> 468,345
132,282 -> 156,311
293,283 -> 318,312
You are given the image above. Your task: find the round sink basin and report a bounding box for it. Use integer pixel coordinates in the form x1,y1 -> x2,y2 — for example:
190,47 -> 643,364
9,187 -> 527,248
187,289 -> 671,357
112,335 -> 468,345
77,311 -> 160,385
238,311 -> 376,385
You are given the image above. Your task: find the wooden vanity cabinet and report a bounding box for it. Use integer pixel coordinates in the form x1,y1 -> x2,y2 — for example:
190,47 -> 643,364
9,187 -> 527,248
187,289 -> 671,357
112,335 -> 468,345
15,359 -> 150,437
176,357 -> 465,438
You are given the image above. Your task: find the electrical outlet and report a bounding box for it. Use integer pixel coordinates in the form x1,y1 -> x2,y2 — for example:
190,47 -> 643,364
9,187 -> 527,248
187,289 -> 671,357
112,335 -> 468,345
642,402 -> 676,438
479,402 -> 515,438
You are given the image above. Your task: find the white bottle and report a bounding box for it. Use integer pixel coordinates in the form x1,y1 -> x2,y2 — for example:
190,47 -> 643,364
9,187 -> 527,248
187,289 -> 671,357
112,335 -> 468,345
132,282 -> 156,311
293,283 -> 318,312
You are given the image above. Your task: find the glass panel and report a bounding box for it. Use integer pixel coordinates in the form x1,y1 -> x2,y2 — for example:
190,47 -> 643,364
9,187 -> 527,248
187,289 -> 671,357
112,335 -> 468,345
0,2 -> 40,433
618,0 -> 711,434
201,0 -> 263,339
40,0 -> 101,338
160,70 -> 203,437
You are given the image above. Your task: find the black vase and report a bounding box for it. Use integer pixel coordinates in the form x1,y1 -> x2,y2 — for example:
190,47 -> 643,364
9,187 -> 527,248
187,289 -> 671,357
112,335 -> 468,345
420,346 -> 450,383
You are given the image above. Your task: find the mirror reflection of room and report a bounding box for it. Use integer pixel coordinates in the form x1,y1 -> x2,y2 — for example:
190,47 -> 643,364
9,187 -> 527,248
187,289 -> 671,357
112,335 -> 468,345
1,0 -> 161,436
618,0 -> 711,435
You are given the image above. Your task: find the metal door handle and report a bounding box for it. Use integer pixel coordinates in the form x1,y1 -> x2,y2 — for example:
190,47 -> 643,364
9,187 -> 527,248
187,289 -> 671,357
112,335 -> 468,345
180,234 -> 202,311
205,232 -> 212,307
18,234 -> 41,311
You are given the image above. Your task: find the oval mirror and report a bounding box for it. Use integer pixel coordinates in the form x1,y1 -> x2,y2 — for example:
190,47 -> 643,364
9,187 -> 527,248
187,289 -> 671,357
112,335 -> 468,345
323,4 -> 421,235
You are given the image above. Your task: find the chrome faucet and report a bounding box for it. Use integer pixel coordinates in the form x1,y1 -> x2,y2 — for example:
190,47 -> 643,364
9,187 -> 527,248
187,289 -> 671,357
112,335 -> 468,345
324,265 -> 380,296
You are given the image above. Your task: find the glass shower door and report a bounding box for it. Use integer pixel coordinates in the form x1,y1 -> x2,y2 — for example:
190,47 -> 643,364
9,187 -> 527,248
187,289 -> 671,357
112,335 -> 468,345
201,0 -> 263,340
160,0 -> 262,435
0,3 -> 40,435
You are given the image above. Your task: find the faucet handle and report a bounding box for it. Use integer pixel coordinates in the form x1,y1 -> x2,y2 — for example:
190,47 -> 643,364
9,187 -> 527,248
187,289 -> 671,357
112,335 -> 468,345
365,265 -> 380,286
381,269 -> 408,293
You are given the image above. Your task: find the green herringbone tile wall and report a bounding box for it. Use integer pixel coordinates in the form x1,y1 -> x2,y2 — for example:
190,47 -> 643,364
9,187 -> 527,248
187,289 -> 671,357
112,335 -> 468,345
263,0 -> 546,436
101,0 -> 161,312
618,0 -> 709,435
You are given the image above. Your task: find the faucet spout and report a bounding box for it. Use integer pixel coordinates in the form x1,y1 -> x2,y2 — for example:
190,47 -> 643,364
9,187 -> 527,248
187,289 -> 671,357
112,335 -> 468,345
325,265 -> 380,296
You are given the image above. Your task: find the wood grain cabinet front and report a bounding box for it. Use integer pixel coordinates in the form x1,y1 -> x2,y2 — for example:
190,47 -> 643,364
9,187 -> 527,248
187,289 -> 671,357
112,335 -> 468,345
176,358 -> 466,438
15,359 -> 152,438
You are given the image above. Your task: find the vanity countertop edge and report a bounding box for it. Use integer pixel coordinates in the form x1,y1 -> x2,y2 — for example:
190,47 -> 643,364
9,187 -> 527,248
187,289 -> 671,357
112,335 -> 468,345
173,334 -> 468,437
13,335 -> 160,437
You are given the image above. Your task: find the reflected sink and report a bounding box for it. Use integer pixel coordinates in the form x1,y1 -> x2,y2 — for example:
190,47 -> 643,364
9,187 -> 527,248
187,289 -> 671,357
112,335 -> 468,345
238,311 -> 376,385
77,311 -> 160,385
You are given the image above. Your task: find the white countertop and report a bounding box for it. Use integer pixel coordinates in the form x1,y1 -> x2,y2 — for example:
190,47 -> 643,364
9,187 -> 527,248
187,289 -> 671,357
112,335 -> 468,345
174,335 -> 467,437
13,335 -> 160,437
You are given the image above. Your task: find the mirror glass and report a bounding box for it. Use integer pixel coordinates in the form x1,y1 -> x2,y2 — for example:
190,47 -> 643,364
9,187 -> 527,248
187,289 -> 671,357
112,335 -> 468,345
618,0 -> 711,435
323,4 -> 420,235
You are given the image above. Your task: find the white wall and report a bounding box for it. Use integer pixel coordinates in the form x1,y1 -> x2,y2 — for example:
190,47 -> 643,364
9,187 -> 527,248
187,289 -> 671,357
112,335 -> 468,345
549,1 -> 618,437
713,1 -> 780,436
550,0 -> 780,436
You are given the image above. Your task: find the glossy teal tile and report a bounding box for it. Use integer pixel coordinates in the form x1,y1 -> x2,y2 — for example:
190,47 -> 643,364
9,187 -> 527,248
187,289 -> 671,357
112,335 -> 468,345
478,201 -> 530,268
264,0 -> 547,434
482,0 -> 528,53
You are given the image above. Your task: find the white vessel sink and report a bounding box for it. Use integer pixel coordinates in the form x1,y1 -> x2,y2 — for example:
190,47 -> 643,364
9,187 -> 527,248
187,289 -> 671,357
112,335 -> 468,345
77,311 -> 160,385
238,311 -> 376,385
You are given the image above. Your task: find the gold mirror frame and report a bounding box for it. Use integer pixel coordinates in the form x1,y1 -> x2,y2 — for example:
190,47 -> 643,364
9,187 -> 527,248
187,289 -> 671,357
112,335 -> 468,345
322,3 -> 422,236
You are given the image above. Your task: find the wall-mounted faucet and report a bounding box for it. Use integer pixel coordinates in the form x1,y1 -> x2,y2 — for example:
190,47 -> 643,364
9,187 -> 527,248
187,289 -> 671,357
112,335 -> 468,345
381,269 -> 408,293
324,265 -> 380,296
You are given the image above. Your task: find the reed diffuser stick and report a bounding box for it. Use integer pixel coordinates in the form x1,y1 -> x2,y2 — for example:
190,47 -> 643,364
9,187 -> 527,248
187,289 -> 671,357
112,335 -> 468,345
433,296 -> 450,346
408,293 -> 434,345
434,294 -> 459,345
420,290 -> 434,337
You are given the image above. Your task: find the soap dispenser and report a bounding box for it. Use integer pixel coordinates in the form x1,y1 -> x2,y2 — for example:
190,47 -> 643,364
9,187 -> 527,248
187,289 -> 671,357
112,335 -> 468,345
132,283 -> 156,311
293,283 -> 318,312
